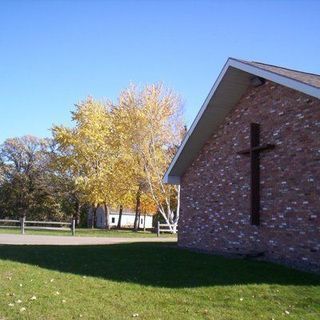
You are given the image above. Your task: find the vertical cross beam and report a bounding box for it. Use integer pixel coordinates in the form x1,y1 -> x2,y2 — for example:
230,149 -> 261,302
237,123 -> 275,226
250,123 -> 260,226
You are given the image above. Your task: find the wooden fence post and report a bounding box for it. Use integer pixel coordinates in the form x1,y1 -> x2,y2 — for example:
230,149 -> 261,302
157,221 -> 160,237
20,216 -> 25,235
72,218 -> 76,236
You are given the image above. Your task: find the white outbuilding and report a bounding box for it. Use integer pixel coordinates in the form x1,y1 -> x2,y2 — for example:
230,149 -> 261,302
88,206 -> 154,229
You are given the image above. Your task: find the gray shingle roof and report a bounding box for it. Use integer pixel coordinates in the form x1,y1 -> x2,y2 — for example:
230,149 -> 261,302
236,59 -> 320,89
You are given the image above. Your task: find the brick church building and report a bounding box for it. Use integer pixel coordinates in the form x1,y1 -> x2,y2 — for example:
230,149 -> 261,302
164,58 -> 320,272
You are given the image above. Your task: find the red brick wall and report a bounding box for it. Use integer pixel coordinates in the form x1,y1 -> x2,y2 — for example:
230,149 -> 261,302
179,81 -> 320,272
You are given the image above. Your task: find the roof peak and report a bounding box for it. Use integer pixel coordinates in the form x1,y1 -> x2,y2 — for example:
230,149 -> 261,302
243,60 -> 320,77
228,58 -> 320,89
235,58 -> 320,78
163,57 -> 320,184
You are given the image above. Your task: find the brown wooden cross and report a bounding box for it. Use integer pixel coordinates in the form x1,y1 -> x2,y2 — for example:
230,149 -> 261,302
237,123 -> 275,225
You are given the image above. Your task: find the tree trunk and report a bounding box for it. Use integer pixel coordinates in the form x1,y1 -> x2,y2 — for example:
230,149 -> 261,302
172,185 -> 180,234
104,203 -> 111,230
158,207 -> 174,233
92,205 -> 97,229
143,212 -> 146,231
117,205 -> 123,229
134,188 -> 141,231
137,210 -> 141,230
21,208 -> 27,220
74,201 -> 81,226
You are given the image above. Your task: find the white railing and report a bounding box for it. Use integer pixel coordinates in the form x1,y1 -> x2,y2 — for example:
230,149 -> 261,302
157,221 -> 178,236
0,218 -> 76,236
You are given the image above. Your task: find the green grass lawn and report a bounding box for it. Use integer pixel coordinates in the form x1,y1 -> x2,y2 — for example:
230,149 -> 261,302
0,243 -> 319,320
0,227 -> 175,238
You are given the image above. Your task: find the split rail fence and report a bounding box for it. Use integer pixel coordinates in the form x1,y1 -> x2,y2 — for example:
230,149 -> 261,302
157,221 -> 178,236
0,218 -> 76,236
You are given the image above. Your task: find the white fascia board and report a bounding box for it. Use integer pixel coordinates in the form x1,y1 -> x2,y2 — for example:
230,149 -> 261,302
163,58 -> 320,185
162,59 -> 233,184
163,174 -> 180,185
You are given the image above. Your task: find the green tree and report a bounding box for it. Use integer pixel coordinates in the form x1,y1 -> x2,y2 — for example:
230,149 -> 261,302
0,136 -> 63,220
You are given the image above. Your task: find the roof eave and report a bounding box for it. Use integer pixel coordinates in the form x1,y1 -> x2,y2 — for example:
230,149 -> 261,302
163,174 -> 180,185
162,58 -> 233,184
163,58 -> 320,185
231,59 -> 320,99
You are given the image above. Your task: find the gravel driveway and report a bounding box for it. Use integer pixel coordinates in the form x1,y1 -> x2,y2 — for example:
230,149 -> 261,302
0,234 -> 177,245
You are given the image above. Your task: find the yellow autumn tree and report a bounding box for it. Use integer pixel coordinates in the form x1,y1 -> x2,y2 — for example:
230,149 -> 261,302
113,83 -> 184,232
52,84 -> 184,232
52,97 -> 136,229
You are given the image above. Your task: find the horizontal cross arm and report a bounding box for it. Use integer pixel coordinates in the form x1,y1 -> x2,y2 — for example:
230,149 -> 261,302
237,143 -> 275,155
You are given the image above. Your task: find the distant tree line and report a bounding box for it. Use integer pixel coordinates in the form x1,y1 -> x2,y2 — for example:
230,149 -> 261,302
0,136 -> 81,222
0,84 -> 185,231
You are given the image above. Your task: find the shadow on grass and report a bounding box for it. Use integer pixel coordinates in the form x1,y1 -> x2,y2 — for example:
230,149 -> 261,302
0,242 -> 319,288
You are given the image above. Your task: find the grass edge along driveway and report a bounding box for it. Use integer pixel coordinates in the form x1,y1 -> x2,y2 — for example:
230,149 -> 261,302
0,227 -> 176,238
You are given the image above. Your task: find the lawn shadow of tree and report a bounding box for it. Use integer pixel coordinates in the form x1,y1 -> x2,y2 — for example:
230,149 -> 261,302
0,242 -> 319,288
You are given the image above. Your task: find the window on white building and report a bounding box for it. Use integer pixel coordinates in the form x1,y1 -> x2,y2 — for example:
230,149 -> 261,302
111,217 -> 115,223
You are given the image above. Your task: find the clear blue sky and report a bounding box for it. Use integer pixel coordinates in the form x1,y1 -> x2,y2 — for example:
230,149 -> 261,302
1,0 -> 320,143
